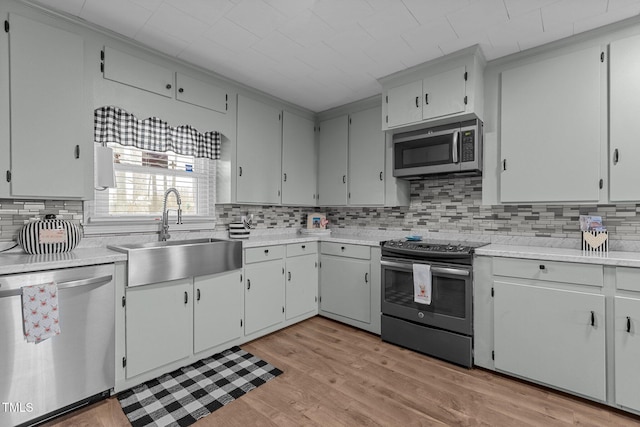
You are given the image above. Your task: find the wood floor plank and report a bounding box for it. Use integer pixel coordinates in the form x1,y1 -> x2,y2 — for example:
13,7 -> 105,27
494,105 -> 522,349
36,316 -> 640,427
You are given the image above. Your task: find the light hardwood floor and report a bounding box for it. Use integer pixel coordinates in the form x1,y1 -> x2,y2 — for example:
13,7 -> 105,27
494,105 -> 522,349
43,316 -> 640,427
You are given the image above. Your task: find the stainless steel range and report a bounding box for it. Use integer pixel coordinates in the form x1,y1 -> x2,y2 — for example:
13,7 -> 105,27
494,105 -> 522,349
380,239 -> 487,368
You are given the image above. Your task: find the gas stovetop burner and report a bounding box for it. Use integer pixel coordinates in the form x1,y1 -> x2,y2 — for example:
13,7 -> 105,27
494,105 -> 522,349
381,239 -> 488,262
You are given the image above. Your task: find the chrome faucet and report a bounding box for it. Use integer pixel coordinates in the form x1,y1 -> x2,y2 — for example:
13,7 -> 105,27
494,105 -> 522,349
160,188 -> 182,241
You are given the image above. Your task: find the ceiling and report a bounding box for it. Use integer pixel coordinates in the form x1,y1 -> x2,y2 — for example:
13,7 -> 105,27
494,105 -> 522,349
26,0 -> 640,112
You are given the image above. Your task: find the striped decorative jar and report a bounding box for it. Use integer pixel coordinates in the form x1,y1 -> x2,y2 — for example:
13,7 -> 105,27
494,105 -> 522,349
17,215 -> 82,254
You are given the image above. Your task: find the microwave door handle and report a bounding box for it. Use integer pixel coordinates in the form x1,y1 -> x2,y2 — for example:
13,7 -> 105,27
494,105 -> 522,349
452,130 -> 460,164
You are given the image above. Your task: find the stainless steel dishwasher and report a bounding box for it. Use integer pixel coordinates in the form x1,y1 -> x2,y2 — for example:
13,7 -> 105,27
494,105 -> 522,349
0,264 -> 115,427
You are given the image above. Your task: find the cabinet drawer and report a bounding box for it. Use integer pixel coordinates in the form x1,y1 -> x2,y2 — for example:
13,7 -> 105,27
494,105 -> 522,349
286,242 -> 317,258
616,267 -> 640,292
493,257 -> 603,287
321,242 -> 370,260
245,245 -> 284,264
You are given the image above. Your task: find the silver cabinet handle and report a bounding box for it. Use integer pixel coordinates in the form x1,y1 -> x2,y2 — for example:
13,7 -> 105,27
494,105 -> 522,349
452,130 -> 459,164
342,175 -> 346,184
365,272 -> 368,283
288,271 -> 291,281
283,173 -> 287,182
239,166 -> 243,176
247,279 -> 251,290
184,291 -> 188,304
0,275 -> 112,298
415,96 -> 419,108
379,171 -> 383,181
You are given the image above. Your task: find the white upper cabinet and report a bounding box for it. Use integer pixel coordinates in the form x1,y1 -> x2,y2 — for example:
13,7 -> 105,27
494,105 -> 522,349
175,72 -> 228,114
103,46 -> 173,98
386,80 -> 422,128
610,34 -> 640,202
282,111 -> 317,206
7,13 -> 89,199
236,95 -> 283,204
422,66 -> 466,120
500,46 -> 603,203
348,107 -> 385,206
380,46 -> 483,131
318,115 -> 349,206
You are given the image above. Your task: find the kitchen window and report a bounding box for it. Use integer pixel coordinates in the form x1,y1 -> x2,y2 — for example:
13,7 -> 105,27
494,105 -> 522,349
84,106 -> 219,235
85,144 -> 216,234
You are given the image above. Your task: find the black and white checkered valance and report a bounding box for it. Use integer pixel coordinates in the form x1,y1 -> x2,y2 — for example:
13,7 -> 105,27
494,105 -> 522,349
94,106 -> 221,159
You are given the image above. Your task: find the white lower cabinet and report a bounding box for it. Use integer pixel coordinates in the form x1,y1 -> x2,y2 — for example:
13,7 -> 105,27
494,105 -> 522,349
124,271 -> 243,380
285,243 -> 318,320
615,296 -> 640,412
494,280 -> 606,401
319,242 -> 371,325
194,271 -> 243,354
244,254 -> 285,336
125,279 -> 193,378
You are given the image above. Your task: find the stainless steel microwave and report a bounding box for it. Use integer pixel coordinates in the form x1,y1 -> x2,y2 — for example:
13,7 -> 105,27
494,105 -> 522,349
392,119 -> 483,179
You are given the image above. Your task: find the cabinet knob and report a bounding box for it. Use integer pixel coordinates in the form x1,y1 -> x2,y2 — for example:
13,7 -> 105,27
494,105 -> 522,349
539,265 -> 545,270
264,249 -> 269,254
166,84 -> 172,90
301,245 -> 306,249
341,246 -> 345,251
178,87 -> 184,93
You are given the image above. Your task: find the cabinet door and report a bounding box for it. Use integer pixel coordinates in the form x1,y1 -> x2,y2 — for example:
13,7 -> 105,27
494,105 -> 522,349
422,66 -> 466,120
348,106 -> 385,205
320,256 -> 370,324
236,95 -> 282,204
282,112 -> 317,206
500,47 -> 602,203
8,14 -> 87,199
176,72 -> 227,113
103,46 -> 173,98
245,260 -> 284,335
125,279 -> 192,378
318,115 -> 348,206
386,80 -> 422,128
286,254 -> 318,320
615,296 -> 640,412
193,270 -> 242,354
494,281 -> 605,400
610,35 -> 640,201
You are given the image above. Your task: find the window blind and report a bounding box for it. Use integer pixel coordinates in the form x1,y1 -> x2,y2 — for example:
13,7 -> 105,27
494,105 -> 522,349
92,144 -> 215,219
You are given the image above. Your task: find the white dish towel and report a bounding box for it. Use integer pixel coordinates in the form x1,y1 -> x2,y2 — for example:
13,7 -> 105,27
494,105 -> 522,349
413,264 -> 432,305
22,282 -> 61,343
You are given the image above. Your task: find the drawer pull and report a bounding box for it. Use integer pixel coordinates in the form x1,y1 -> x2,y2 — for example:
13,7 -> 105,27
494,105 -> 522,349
247,279 -> 251,290
341,246 -> 345,251
539,264 -> 546,270
264,249 -> 269,254
184,291 -> 188,304
365,272 -> 368,283
288,272 -> 291,281
197,288 -> 201,301
301,245 -> 306,249
627,316 -> 632,333
590,311 -> 595,327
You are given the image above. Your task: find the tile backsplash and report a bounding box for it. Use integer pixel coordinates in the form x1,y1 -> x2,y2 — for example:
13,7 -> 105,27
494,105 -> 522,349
4,176 -> 640,243
0,200 -> 83,241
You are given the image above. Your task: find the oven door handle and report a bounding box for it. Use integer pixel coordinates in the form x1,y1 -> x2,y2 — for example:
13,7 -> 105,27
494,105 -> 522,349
381,260 -> 470,277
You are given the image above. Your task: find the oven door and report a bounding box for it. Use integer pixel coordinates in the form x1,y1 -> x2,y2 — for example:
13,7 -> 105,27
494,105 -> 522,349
381,258 -> 472,335
393,127 -> 461,177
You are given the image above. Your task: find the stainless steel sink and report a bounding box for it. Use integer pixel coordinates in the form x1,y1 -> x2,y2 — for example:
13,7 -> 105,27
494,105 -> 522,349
109,238 -> 243,287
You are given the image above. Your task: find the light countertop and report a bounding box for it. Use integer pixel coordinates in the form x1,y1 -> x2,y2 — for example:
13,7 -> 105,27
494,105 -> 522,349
476,244 -> 640,268
0,247 -> 127,275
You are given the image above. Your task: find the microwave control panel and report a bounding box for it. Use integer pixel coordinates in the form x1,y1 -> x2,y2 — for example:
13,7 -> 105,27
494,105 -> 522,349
461,130 -> 475,162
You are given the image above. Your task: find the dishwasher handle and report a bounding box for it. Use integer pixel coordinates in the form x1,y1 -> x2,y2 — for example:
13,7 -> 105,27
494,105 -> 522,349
0,275 -> 113,298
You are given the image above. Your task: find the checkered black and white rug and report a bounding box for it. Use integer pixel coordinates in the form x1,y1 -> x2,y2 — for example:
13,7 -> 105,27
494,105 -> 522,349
118,346 -> 283,427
